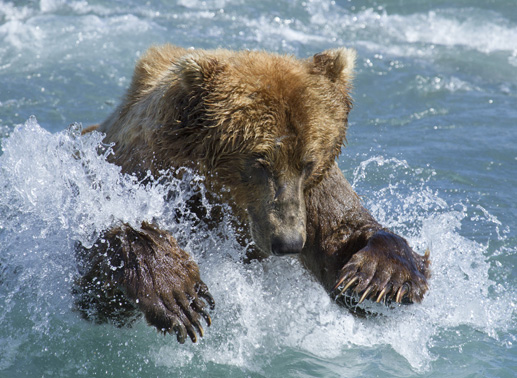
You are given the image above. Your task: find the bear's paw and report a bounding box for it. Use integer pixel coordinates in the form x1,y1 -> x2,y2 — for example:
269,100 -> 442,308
115,223 -> 215,343
332,230 -> 430,307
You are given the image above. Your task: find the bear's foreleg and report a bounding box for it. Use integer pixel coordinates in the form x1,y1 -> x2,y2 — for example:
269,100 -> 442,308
75,222 -> 214,343
301,163 -> 430,308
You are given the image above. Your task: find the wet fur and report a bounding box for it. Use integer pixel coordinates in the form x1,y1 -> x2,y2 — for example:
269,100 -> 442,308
77,44 -> 430,343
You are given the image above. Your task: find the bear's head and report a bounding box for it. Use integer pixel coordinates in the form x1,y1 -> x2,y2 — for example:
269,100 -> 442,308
164,47 -> 355,256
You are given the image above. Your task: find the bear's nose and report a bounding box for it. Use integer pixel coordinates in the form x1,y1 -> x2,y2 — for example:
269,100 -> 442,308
271,233 -> 304,256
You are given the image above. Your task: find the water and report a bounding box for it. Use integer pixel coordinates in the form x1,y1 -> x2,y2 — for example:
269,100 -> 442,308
0,0 -> 516,376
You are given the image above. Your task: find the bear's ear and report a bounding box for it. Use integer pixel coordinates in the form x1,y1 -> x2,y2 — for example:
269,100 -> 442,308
174,54 -> 221,91
309,47 -> 356,83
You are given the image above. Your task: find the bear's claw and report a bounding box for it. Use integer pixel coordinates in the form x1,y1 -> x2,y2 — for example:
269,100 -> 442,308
375,287 -> 387,303
332,230 -> 430,309
145,278 -> 214,344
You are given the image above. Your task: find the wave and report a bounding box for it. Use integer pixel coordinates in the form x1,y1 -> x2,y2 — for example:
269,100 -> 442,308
2,1 -> 516,57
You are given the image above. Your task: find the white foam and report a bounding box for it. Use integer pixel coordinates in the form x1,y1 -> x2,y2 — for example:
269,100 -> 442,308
249,15 -> 327,48
0,2 -> 157,62
177,0 -> 229,9
391,10 -> 517,54
0,1 -> 35,21
0,18 -> 44,51
306,3 -> 517,57
345,156 -> 514,369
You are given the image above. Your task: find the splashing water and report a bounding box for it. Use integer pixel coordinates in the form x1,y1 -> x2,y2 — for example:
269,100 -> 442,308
0,117 -> 514,376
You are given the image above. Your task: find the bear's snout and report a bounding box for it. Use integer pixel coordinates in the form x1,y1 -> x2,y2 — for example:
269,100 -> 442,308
271,232 -> 305,256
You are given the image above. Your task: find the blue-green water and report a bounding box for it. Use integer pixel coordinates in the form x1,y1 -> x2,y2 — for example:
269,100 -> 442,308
0,0 -> 516,377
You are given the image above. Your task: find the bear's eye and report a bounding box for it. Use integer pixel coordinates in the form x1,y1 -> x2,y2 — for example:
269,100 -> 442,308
241,155 -> 271,183
248,154 -> 270,172
253,158 -> 269,171
303,161 -> 316,176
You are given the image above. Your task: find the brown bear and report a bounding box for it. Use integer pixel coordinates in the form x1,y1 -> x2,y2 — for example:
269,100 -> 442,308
77,44 -> 430,343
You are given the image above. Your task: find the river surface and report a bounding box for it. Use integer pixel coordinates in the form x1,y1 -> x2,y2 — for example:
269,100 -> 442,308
0,1 -> 516,377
